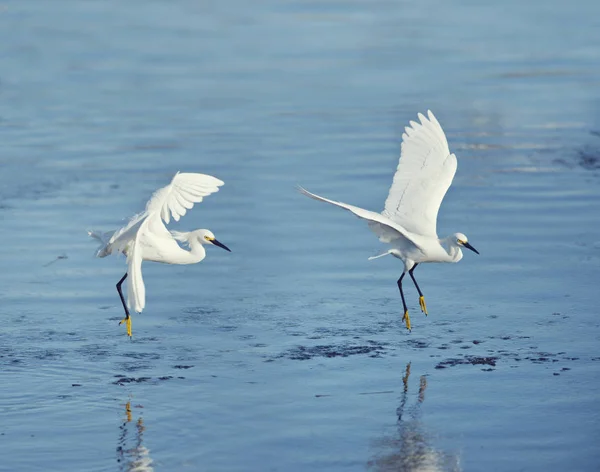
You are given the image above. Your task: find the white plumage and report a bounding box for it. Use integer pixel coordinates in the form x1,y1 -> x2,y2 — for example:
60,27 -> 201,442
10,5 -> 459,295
299,111 -> 478,330
89,172 -> 231,337
383,111 -> 457,238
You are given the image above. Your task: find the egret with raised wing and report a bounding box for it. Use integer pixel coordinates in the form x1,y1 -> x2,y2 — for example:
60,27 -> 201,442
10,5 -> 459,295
89,172 -> 231,338
299,111 -> 478,330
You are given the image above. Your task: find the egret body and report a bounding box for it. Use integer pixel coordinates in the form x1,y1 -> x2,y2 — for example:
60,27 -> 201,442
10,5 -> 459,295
89,172 -> 231,337
299,111 -> 478,330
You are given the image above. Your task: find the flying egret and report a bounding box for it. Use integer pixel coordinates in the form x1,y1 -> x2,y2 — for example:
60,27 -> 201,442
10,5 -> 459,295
89,172 -> 231,338
299,110 -> 479,330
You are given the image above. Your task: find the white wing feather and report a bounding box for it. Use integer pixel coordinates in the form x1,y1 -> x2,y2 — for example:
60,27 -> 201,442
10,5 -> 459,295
104,212 -> 146,255
95,171 -> 224,313
106,172 -> 224,252
382,110 -> 457,237
298,186 -> 423,249
146,172 -> 224,224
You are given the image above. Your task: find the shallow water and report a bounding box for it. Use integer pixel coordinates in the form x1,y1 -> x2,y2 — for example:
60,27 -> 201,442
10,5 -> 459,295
1,0 -> 600,471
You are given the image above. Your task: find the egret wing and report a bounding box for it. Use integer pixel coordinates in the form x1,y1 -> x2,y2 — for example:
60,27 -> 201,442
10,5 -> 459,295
146,172 -> 224,225
382,110 -> 457,237
106,212 -> 147,254
106,172 -> 224,254
298,186 -> 422,249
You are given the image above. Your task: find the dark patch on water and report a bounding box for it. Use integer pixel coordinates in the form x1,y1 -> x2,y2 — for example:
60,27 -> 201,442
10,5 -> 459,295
121,352 -> 160,361
273,340 -> 387,360
116,361 -> 154,372
556,145 -> 600,171
173,365 -> 194,369
113,376 -> 153,385
577,148 -> 600,170
406,339 -> 430,349
112,374 -> 179,386
216,325 -> 237,332
433,338 -> 585,372
76,344 -> 112,361
435,356 -> 498,370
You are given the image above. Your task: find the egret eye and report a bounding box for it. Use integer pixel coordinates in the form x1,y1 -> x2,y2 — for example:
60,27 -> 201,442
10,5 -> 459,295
204,235 -> 211,241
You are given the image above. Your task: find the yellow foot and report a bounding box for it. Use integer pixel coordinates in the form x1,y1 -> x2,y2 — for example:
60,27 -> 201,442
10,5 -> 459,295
119,316 -> 132,338
402,310 -> 412,331
419,296 -> 428,316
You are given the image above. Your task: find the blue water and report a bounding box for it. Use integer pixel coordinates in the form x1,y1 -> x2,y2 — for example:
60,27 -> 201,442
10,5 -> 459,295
1,0 -> 600,471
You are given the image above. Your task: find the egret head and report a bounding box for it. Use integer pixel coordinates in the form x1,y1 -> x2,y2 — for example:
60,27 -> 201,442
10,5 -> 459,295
454,232 -> 479,254
196,229 -> 231,252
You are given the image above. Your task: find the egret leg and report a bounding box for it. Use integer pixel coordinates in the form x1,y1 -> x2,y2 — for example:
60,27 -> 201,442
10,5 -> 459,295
408,264 -> 428,316
397,273 -> 411,331
116,273 -> 132,338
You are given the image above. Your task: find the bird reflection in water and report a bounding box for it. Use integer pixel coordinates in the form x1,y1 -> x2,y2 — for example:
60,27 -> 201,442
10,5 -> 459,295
117,400 -> 154,472
368,363 -> 460,472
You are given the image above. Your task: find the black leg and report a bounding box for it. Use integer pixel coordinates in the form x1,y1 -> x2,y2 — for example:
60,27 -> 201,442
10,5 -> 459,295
408,263 -> 423,298
116,273 -> 130,318
397,272 -> 411,330
116,273 -> 133,338
409,263 -> 428,315
397,272 -> 408,313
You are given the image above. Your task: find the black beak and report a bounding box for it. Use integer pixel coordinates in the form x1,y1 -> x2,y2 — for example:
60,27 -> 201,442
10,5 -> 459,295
463,242 -> 479,255
211,238 -> 231,252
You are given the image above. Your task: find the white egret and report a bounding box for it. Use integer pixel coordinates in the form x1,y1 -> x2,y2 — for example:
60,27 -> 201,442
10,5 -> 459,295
89,172 -> 231,337
299,110 -> 478,330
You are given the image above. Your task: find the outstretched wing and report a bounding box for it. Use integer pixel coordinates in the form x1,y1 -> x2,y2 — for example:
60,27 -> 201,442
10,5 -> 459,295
382,110 -> 457,238
106,172 -> 224,254
146,172 -> 224,225
298,186 -> 423,249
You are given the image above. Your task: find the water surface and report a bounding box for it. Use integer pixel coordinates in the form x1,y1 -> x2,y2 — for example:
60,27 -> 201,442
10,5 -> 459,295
1,1 -> 600,471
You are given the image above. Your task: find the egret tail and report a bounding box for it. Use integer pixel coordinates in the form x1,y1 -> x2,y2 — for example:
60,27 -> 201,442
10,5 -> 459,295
88,230 -> 116,258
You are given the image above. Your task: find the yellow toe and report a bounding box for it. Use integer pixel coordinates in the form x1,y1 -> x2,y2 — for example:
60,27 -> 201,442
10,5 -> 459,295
419,296 -> 428,316
402,310 -> 412,331
119,316 -> 132,338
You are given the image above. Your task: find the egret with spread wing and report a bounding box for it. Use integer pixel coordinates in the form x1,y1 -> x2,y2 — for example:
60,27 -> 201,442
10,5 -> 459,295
89,172 -> 231,337
299,111 -> 478,330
